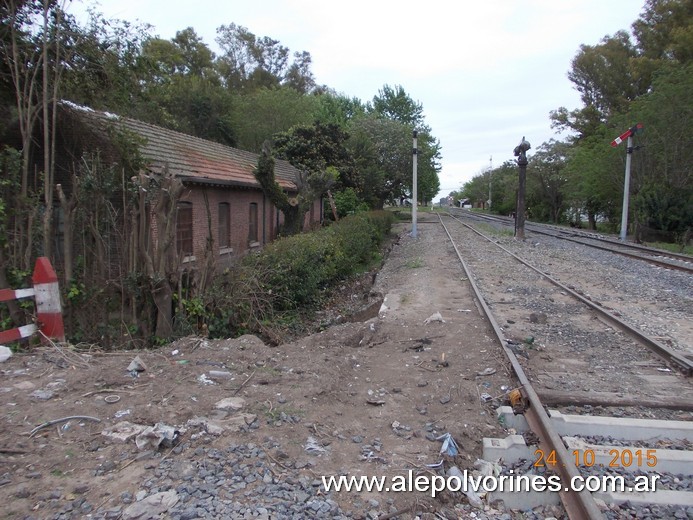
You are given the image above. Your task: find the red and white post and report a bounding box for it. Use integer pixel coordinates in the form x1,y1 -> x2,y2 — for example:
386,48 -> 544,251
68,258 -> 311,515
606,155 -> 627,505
32,257 -> 65,343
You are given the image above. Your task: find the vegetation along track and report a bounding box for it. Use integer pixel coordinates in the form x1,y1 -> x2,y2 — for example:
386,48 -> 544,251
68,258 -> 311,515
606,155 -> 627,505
434,211 -> 692,518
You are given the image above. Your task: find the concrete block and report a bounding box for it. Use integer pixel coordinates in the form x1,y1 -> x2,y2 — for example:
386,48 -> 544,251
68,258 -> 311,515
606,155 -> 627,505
564,436 -> 693,475
497,406 -> 529,432
547,410 -> 693,442
488,478 -> 562,510
594,490 -> 693,508
483,435 -> 533,463
497,406 -> 693,442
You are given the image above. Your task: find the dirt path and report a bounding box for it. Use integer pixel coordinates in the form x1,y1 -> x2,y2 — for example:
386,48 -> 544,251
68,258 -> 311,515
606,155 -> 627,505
0,219 -> 518,518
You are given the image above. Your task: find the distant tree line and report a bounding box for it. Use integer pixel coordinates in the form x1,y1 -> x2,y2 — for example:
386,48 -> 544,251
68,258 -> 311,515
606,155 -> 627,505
453,0 -> 691,246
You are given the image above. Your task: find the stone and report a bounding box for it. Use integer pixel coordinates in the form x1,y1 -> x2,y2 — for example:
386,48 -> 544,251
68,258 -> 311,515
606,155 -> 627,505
214,397 -> 246,411
102,421 -> 148,443
127,356 -> 147,372
0,345 -> 12,362
122,490 -> 178,519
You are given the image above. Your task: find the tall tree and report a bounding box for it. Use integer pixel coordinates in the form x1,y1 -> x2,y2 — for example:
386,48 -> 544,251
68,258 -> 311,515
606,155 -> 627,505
526,140 -> 570,223
215,23 -> 315,92
368,84 -> 441,205
140,29 -> 235,144
313,90 -> 366,128
370,84 -> 425,127
231,86 -> 318,152
347,113 -> 411,208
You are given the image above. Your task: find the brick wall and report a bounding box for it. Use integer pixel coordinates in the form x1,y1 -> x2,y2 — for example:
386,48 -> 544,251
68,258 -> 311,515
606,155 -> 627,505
175,185 -> 323,265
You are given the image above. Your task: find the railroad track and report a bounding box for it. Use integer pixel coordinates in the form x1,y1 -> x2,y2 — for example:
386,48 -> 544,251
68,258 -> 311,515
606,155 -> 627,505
447,208 -> 693,274
434,212 -> 693,519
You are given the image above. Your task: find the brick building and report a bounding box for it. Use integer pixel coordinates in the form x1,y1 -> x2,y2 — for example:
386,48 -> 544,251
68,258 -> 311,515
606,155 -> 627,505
54,101 -> 322,267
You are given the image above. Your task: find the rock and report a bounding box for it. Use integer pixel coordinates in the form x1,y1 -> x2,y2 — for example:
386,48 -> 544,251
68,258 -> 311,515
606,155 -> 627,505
29,389 -> 54,400
14,380 -> 36,390
15,486 -> 31,498
122,490 -> 178,519
529,312 -> 547,324
102,421 -> 149,443
135,423 -> 179,450
214,397 -> 246,411
127,355 -> 147,372
187,414 -> 256,435
423,312 -> 445,324
0,345 -> 12,362
208,370 -> 233,381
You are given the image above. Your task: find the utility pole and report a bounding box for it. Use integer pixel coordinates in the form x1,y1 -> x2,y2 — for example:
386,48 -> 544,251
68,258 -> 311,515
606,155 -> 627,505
513,137 -> 531,239
611,123 -> 643,241
412,130 -> 418,238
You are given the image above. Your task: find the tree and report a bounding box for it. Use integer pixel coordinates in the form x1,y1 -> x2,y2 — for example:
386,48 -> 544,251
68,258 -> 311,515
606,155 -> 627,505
366,84 -> 441,205
562,126 -> 624,229
632,0 -> 693,64
347,113 -> 411,209
59,9 -> 153,115
231,86 -> 318,152
215,23 -> 315,92
629,64 -> 692,242
273,121 -> 354,186
313,91 -> 366,128
253,141 -> 336,236
370,84 -> 425,127
140,30 -> 236,145
526,140 -> 571,223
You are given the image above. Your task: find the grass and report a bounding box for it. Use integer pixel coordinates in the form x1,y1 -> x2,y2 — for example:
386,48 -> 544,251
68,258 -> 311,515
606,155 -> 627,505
645,241 -> 693,255
477,222 -> 513,237
405,257 -> 424,268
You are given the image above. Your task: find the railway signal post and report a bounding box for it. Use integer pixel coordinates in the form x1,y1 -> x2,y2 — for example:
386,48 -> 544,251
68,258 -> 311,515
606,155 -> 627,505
513,137 -> 531,239
412,130 -> 418,238
611,123 -> 643,241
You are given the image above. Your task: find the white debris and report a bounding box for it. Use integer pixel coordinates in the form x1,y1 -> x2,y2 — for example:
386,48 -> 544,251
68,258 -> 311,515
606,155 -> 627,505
423,312 -> 446,324
215,397 -> 246,411
101,421 -> 148,443
0,346 -> 12,363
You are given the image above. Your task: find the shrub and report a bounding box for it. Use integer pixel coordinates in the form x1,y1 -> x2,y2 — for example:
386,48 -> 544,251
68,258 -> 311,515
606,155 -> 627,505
203,210 -> 393,339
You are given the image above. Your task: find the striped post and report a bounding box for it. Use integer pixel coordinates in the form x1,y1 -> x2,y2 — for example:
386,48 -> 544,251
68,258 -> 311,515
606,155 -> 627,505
0,257 -> 65,344
32,257 -> 65,343
0,287 -> 38,343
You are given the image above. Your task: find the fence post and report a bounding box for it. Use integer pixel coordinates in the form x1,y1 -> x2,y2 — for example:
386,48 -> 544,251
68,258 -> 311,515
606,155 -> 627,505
32,257 -> 65,343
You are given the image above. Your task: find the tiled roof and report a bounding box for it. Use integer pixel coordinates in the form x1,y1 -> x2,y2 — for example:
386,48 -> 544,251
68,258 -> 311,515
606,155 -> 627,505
59,101 -> 299,190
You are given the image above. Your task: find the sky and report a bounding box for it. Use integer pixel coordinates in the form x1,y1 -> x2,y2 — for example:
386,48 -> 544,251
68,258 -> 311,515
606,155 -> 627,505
74,0 -> 647,200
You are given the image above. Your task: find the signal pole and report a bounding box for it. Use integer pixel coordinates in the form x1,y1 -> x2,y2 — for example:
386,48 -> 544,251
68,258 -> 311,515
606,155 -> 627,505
488,155 -> 493,209
412,130 -> 418,238
611,123 -> 643,241
513,137 -> 531,239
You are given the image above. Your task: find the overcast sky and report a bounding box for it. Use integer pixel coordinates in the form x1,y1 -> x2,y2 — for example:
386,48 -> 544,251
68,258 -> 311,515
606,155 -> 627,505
75,0 -> 647,200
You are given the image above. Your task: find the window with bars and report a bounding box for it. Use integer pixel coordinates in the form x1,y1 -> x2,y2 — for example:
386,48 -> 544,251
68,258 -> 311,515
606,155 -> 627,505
248,203 -> 258,243
218,202 -> 230,248
176,202 -> 193,256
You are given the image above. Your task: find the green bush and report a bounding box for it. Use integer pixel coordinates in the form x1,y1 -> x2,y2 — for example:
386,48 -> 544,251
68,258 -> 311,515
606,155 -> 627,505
202,210 -> 393,339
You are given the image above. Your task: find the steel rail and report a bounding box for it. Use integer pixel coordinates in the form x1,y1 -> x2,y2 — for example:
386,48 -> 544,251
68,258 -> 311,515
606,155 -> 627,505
447,209 -> 693,273
447,213 -> 693,374
530,227 -> 693,274
437,214 -> 604,520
